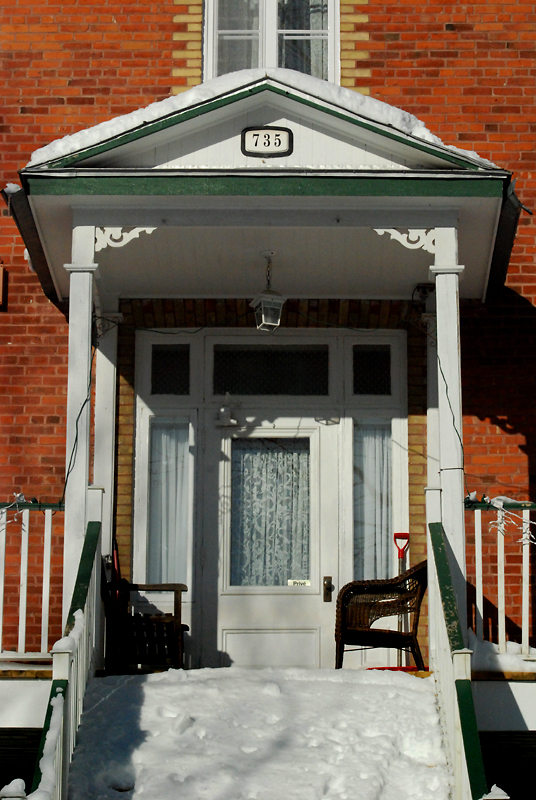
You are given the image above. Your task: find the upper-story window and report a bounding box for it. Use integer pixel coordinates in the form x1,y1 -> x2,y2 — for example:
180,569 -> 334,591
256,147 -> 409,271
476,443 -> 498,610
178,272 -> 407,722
205,0 -> 338,83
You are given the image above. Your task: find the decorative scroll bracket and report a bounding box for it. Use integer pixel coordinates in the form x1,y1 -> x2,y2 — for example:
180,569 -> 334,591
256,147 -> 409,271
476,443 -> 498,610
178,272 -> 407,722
374,228 -> 436,254
95,227 -> 157,252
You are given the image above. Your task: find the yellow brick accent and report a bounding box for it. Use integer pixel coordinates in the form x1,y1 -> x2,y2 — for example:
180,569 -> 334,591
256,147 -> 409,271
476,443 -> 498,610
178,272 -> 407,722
340,31 -> 369,40
173,13 -> 202,22
171,3 -> 203,91
172,67 -> 202,76
340,1 -> 370,94
342,68 -> 371,77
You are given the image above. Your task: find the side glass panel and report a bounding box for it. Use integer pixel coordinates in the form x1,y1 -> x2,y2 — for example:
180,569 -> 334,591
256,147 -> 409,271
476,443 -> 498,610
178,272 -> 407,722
230,438 -> 310,585
353,421 -> 392,580
217,0 -> 260,75
147,420 -> 190,583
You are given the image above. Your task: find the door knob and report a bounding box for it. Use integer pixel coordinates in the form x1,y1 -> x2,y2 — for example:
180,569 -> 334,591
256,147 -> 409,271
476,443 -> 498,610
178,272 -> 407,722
323,576 -> 334,602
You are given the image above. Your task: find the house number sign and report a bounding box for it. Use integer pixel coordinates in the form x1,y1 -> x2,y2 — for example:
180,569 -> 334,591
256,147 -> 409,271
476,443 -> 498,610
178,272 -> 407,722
241,126 -> 293,158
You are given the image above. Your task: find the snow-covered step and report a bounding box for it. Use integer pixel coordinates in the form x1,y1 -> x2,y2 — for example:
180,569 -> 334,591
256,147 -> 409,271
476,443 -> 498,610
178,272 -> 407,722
69,668 -> 451,800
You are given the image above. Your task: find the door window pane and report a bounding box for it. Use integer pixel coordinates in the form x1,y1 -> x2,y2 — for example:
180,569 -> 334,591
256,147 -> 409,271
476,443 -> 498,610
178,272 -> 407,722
230,438 -> 310,586
148,421 -> 190,583
213,345 -> 329,395
353,422 -> 391,580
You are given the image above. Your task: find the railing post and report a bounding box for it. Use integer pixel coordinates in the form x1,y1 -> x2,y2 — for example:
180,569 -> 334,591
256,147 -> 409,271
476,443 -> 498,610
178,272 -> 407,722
474,509 -> 483,640
522,508 -> 530,657
497,509 -> 506,654
0,509 -> 6,652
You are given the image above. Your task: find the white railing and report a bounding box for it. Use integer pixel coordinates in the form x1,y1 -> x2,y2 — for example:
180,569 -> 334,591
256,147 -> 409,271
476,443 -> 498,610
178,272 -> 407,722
0,501 -> 64,657
428,522 -> 495,800
468,500 -> 535,656
26,521 -> 103,800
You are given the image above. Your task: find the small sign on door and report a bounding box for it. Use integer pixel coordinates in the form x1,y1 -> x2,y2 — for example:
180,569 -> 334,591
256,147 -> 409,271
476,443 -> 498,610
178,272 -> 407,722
288,579 -> 311,586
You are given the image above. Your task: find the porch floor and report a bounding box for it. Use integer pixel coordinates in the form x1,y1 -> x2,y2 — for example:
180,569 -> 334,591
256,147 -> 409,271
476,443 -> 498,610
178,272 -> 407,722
68,668 -> 450,800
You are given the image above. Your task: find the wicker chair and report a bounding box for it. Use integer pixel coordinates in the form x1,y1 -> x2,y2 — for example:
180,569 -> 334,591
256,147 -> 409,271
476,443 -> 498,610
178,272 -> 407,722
335,560 -> 427,670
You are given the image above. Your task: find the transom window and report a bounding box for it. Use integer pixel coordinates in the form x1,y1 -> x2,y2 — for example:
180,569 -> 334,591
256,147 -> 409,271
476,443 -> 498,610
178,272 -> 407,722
213,344 -> 329,395
205,0 -> 338,82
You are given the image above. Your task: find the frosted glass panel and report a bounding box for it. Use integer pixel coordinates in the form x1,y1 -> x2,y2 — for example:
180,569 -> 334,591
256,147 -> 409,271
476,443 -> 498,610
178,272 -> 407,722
148,421 -> 189,583
230,438 -> 310,586
354,422 -> 392,580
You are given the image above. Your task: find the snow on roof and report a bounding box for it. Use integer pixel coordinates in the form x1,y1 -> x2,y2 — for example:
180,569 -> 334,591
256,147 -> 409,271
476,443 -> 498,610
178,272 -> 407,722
28,68 -> 496,168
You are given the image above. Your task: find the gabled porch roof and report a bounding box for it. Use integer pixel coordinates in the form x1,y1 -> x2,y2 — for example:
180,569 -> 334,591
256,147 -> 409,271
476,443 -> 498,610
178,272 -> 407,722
4,69 -> 518,313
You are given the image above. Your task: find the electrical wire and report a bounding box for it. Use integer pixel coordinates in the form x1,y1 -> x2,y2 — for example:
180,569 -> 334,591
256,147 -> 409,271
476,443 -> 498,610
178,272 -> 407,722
58,344 -> 97,510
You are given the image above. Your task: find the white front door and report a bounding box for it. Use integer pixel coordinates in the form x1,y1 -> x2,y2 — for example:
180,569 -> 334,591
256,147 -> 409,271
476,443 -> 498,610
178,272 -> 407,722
200,414 -> 340,669
134,328 -> 408,670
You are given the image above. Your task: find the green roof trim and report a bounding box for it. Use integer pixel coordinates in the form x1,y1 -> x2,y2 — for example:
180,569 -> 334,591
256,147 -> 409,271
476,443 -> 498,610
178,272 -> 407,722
28,82 -> 486,172
26,174 -> 504,199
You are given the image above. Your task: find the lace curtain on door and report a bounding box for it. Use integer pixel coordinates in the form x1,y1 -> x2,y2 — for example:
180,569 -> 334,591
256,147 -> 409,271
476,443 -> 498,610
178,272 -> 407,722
148,420 -> 190,583
230,438 -> 310,586
353,421 -> 392,580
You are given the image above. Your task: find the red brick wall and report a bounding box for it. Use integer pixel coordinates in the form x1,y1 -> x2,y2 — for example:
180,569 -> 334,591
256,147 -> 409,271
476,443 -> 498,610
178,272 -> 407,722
2,2 -> 536,647
0,2 -> 183,647
354,2 -> 536,642
360,2 -> 536,301
0,1 -> 181,503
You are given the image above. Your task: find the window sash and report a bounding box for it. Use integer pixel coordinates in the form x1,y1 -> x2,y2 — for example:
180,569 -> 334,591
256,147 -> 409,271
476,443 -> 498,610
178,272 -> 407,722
210,0 -> 335,81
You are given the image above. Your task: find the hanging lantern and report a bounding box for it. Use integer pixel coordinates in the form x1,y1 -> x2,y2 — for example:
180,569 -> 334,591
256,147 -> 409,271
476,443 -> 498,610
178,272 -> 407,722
250,254 -> 286,332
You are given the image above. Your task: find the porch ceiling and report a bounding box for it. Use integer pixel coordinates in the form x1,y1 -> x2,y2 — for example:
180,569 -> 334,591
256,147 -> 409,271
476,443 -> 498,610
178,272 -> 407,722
28,190 -> 502,306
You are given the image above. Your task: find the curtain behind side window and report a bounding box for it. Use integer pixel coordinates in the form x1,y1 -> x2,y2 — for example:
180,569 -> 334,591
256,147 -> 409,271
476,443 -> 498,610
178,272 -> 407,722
353,421 -> 392,580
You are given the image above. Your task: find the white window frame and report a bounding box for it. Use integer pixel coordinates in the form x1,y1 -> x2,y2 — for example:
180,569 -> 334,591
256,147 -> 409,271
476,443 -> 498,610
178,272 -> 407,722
204,0 -> 340,84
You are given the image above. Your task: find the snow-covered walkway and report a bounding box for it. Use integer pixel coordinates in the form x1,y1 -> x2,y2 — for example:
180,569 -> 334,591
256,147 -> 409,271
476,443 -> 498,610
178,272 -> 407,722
68,668 -> 451,800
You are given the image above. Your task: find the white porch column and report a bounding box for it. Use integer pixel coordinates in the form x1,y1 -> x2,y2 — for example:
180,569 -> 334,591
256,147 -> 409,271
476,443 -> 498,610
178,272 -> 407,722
63,225 -> 98,624
423,301 -> 441,662
93,313 -> 122,558
430,227 -> 467,630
